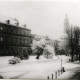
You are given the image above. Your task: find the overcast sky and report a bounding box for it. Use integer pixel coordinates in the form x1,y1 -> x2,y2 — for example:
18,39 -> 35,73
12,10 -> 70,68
0,0 -> 80,40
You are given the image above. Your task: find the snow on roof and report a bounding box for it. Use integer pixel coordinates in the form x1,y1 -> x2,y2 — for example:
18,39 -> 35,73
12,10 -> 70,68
0,15 -> 28,29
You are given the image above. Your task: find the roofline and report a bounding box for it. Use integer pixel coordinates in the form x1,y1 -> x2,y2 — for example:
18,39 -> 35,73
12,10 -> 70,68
0,21 -> 31,31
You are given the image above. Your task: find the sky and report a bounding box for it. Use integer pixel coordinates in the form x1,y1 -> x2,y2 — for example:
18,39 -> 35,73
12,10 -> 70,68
0,0 -> 80,40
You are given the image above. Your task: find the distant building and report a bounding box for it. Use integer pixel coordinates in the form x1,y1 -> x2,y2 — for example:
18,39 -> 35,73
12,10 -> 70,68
0,19 -> 32,56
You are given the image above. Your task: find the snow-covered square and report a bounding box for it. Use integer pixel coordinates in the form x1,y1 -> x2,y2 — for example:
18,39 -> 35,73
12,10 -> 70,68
0,55 -> 80,79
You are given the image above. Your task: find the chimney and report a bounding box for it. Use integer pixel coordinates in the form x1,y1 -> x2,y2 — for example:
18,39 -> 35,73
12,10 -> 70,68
15,22 -> 19,26
5,20 -> 10,24
23,24 -> 26,28
13,18 -> 19,26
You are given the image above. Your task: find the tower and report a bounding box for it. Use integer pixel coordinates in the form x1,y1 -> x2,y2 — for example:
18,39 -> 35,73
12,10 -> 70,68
64,14 -> 70,33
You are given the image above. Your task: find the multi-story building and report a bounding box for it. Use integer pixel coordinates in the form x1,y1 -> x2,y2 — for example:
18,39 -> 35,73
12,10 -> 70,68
0,19 -> 32,56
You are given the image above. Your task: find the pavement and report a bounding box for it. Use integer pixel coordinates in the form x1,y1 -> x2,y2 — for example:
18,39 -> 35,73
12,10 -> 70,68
57,61 -> 80,79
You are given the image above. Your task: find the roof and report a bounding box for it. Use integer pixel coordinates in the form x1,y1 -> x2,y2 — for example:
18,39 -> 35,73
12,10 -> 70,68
0,21 -> 31,31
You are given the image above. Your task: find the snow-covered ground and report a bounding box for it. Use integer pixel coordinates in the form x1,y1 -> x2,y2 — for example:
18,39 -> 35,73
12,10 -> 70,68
0,55 -> 79,79
58,61 -> 80,79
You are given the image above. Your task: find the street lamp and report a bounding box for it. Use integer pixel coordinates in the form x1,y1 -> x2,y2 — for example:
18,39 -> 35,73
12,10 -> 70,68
61,57 -> 62,74
60,56 -> 65,73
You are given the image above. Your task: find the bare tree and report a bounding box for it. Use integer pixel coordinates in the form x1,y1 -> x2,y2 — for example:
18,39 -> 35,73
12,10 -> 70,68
64,25 -> 80,62
54,40 -> 60,55
64,14 -> 75,61
73,26 -> 80,61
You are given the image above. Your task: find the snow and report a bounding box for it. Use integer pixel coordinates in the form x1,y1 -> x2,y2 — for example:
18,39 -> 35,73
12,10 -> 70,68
32,35 -> 55,57
57,61 -> 80,79
0,55 -> 79,79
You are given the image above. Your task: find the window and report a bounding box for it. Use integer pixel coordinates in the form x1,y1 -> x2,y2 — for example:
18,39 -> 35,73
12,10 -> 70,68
19,47 -> 22,53
27,38 -> 30,44
24,30 -> 26,35
0,37 -> 3,42
9,37 -> 11,43
26,38 -> 29,44
23,39 -> 25,44
0,27 -> 3,31
11,30 -> 13,33
16,38 -> 18,43
25,38 -> 27,44
13,29 -> 15,34
30,38 -> 32,43
15,30 -> 17,34
12,38 -> 15,43
17,30 -> 20,34
20,38 -> 22,44
6,37 -> 9,43
22,30 -> 24,35
19,30 -> 22,34
28,38 -> 30,43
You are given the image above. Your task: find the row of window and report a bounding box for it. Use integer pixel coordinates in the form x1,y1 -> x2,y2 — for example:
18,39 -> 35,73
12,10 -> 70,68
0,46 -> 29,56
0,26 -> 31,36
0,37 -> 32,44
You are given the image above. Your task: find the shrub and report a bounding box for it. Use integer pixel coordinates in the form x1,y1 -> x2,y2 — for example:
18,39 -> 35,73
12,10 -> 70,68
17,53 -> 29,60
23,53 -> 29,60
43,45 -> 54,59
0,75 -> 4,79
17,54 -> 24,60
44,50 -> 53,59
8,57 -> 21,64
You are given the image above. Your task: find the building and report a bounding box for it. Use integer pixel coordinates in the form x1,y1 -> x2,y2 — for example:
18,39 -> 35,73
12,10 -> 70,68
0,19 -> 32,56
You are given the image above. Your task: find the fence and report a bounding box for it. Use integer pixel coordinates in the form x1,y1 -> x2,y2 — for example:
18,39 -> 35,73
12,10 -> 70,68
47,67 -> 65,80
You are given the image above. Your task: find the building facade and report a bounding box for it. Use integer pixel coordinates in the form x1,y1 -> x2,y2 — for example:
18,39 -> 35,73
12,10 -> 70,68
0,20 -> 32,56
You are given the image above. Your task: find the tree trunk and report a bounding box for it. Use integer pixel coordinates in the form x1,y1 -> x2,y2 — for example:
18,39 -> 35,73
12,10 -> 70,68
36,54 -> 40,59
71,49 -> 74,62
76,55 -> 78,61
71,54 -> 74,62
79,55 -> 80,62
36,48 -> 44,60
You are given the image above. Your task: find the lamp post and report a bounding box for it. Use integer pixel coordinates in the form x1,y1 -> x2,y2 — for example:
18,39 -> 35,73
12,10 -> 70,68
61,57 -> 62,74
78,35 -> 80,62
61,58 -> 62,69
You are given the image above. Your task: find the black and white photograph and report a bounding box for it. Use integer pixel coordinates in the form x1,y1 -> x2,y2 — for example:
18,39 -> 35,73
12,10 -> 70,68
0,0 -> 80,79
